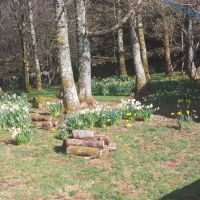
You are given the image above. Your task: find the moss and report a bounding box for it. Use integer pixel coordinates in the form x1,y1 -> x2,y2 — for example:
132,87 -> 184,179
33,96 -> 58,108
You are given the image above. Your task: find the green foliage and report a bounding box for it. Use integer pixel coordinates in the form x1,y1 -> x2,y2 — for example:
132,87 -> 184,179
56,128 -> 70,140
0,94 -> 31,129
92,76 -> 135,96
48,103 -> 62,117
171,99 -> 197,130
15,127 -> 33,145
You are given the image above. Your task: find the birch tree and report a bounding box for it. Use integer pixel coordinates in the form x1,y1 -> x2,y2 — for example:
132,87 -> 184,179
75,0 -> 92,100
129,15 -> 146,91
137,14 -> 150,80
27,0 -> 42,90
54,0 -> 80,112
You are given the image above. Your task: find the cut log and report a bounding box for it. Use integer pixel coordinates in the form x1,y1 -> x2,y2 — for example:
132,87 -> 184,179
96,135 -> 110,145
31,113 -> 53,122
72,130 -> 95,139
108,142 -> 117,151
33,121 -> 58,129
66,146 -> 102,158
63,138 -> 105,149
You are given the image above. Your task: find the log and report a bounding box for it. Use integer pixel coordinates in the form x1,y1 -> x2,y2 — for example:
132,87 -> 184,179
31,113 -> 53,122
66,146 -> 102,158
72,130 -> 95,139
108,142 -> 117,151
64,138 -> 105,149
96,135 -> 110,145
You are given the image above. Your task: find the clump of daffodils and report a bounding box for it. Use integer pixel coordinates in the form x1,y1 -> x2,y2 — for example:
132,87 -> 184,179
171,99 -> 197,130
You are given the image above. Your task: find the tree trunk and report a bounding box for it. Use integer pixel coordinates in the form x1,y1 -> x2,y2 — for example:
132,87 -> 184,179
63,138 -> 105,149
28,0 -> 42,90
163,26 -> 173,77
186,15 -> 196,80
117,0 -> 127,76
20,14 -> 31,92
54,0 -> 80,112
75,0 -> 92,100
129,16 -> 146,91
137,14 -> 150,80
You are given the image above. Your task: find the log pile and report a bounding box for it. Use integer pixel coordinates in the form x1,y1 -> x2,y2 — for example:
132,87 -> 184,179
31,113 -> 58,130
62,130 -> 117,159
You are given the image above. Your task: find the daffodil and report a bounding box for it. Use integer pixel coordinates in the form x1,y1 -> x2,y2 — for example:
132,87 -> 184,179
171,113 -> 175,116
126,112 -> 132,116
186,99 -> 191,104
177,99 -> 183,104
177,111 -> 182,116
186,110 -> 190,116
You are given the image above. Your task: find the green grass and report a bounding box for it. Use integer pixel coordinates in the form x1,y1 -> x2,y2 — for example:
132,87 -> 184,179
0,119 -> 199,199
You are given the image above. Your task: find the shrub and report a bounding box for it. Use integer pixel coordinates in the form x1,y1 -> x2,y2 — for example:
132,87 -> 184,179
48,103 -> 62,117
92,76 -> 135,96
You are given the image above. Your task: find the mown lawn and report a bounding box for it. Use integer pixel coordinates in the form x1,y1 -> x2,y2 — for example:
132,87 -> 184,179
0,116 -> 199,200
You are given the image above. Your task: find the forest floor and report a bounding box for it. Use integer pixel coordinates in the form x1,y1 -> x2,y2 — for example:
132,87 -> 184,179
0,73 -> 200,200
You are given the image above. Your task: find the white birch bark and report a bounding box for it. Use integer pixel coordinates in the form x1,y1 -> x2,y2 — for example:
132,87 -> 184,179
54,0 -> 80,112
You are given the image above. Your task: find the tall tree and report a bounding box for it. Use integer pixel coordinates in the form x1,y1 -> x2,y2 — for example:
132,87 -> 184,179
75,0 -> 92,100
27,0 -> 42,90
117,0 -> 127,76
137,13 -> 150,80
129,15 -> 146,91
186,15 -> 196,79
163,21 -> 173,76
54,0 -> 80,112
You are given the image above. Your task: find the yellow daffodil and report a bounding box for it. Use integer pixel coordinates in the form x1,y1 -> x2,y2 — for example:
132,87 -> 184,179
186,110 -> 190,116
177,111 -> 182,116
177,99 -> 183,104
126,112 -> 132,116
186,99 -> 191,104
125,123 -> 132,128
50,128 -> 57,132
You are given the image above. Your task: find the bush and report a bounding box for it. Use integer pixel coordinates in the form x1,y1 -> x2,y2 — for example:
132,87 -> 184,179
92,76 -> 135,96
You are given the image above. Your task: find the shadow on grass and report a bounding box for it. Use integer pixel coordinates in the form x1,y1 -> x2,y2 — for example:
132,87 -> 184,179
160,179 -> 200,200
53,145 -> 66,154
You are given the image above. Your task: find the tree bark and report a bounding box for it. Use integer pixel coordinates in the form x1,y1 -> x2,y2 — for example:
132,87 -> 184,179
72,130 -> 95,139
75,0 -> 92,100
137,14 -> 150,80
186,15 -> 196,80
163,24 -> 173,77
129,16 -> 146,92
117,0 -> 127,76
28,0 -> 42,90
54,0 -> 80,112
63,138 -> 105,149
20,14 -> 31,92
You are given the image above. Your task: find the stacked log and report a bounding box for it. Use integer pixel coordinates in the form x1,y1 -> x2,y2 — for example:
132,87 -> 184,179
31,113 -> 58,130
62,130 -> 117,159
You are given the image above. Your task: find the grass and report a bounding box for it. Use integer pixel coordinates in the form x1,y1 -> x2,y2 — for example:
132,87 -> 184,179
0,118 -> 199,200
1,73 -> 200,199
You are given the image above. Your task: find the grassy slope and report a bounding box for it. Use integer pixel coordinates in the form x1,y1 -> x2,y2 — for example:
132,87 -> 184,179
0,119 -> 199,200
1,73 -> 200,199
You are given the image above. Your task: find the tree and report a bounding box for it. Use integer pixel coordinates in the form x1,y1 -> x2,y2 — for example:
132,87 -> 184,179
185,15 -> 196,79
75,0 -> 92,100
27,0 -> 42,90
54,0 -> 80,112
136,13 -> 150,80
117,0 -> 127,76
129,15 -> 147,91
